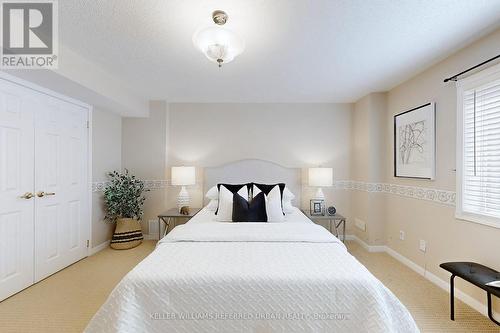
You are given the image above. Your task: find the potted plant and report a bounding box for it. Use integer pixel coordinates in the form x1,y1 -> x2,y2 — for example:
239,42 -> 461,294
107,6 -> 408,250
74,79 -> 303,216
104,169 -> 147,250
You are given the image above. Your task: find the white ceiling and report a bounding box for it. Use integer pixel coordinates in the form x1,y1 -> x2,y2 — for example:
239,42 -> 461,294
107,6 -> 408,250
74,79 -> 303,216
60,0 -> 500,103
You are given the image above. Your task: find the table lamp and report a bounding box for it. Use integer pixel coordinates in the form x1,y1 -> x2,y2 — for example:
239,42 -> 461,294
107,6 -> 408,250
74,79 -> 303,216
171,166 -> 195,214
308,167 -> 333,199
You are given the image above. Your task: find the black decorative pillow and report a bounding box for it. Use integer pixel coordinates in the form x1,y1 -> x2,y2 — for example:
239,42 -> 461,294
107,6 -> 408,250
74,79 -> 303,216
232,192 -> 267,222
215,183 -> 252,214
252,183 -> 286,214
252,183 -> 285,198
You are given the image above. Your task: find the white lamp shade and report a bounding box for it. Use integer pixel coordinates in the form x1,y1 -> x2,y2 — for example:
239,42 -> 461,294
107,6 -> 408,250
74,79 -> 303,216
171,166 -> 196,186
308,168 -> 333,187
192,26 -> 245,65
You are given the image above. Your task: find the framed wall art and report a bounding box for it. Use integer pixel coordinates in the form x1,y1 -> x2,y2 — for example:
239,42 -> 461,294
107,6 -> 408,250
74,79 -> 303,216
394,103 -> 436,179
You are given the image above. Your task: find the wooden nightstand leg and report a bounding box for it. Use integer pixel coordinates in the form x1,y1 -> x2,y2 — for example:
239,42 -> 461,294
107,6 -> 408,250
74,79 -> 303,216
164,217 -> 171,237
333,220 -> 339,239
158,217 -> 161,241
342,219 -> 346,243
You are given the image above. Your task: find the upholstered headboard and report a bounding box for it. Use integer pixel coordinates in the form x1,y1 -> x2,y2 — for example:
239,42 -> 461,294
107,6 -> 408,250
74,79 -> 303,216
204,159 -> 301,205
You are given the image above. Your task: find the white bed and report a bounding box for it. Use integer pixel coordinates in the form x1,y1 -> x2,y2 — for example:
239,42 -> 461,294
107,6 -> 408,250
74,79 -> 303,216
85,160 -> 419,332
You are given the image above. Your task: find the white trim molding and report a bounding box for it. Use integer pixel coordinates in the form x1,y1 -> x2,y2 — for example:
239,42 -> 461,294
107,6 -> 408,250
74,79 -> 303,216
346,235 -> 386,253
89,240 -> 110,256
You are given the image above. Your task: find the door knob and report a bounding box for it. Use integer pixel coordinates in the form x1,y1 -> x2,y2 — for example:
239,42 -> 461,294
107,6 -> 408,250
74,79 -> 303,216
20,192 -> 34,199
36,191 -> 56,197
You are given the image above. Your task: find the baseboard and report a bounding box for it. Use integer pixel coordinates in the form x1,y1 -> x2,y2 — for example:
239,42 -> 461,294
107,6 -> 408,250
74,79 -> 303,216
384,246 -> 426,276
348,235 -> 386,252
348,236 -> 500,321
143,233 -> 158,241
89,240 -> 110,255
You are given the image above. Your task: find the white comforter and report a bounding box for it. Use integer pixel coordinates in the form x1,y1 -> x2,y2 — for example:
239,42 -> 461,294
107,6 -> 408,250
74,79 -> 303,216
86,223 -> 419,333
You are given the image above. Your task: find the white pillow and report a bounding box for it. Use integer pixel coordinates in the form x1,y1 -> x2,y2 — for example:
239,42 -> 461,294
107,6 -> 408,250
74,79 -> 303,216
253,185 -> 284,222
283,187 -> 295,201
282,187 -> 296,214
283,200 -> 295,214
216,185 -> 248,222
265,185 -> 285,222
205,186 -> 218,200
206,199 -> 218,211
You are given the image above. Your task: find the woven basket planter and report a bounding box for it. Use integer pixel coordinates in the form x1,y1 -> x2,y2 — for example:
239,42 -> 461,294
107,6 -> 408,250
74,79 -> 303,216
110,218 -> 143,250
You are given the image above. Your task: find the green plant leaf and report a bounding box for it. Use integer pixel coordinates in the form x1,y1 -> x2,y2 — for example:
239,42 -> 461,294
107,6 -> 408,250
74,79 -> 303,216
103,170 -> 146,223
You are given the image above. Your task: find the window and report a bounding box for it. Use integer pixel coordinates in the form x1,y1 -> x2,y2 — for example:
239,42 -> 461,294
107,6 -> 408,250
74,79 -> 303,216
457,63 -> 500,228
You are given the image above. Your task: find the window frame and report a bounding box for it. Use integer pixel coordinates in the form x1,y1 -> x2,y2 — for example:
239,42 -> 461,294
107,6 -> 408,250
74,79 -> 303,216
456,62 -> 500,229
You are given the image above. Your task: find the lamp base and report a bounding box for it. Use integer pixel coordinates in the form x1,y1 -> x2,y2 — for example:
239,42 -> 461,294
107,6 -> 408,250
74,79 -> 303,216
314,188 -> 325,200
177,186 -> 190,213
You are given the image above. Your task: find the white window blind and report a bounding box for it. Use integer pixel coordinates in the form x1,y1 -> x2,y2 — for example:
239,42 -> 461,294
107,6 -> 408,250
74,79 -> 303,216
460,74 -> 500,224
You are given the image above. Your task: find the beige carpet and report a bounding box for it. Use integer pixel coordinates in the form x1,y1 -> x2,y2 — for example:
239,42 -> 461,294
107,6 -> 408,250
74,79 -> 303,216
0,240 -> 498,332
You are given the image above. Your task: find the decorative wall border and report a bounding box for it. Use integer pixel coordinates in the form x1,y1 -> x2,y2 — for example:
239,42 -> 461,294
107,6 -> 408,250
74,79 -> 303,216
92,180 -> 202,193
333,180 -> 456,206
92,179 -> 456,206
92,181 -> 110,192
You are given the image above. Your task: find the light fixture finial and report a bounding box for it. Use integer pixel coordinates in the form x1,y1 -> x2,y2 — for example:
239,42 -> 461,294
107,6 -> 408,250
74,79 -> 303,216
212,10 -> 228,25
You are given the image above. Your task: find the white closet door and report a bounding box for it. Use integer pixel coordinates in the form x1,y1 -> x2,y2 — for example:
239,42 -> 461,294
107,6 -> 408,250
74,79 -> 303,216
0,79 -> 35,300
34,94 -> 89,282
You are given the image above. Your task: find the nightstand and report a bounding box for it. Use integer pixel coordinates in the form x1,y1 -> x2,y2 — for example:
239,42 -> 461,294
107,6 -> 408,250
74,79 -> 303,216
157,208 -> 201,240
301,210 -> 346,243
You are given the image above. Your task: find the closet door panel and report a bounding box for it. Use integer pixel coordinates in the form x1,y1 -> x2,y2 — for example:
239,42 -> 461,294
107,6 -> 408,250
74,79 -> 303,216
34,95 -> 89,282
65,104 -> 88,263
0,79 -> 35,301
34,97 -> 63,280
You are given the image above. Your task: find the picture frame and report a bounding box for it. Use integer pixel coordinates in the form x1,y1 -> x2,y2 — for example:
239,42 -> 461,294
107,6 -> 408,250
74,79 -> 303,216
394,103 -> 436,180
310,199 -> 325,216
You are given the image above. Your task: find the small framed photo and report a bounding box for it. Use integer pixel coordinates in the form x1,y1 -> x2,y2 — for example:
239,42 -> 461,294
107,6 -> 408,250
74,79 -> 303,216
310,199 -> 325,216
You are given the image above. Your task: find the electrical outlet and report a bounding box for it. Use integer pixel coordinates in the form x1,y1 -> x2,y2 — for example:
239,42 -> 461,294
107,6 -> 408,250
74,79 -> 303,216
419,239 -> 427,252
399,230 -> 405,241
148,219 -> 159,236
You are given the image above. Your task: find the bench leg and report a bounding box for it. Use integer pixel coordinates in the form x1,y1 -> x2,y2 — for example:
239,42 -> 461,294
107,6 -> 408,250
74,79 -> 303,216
450,275 -> 455,321
487,292 -> 500,326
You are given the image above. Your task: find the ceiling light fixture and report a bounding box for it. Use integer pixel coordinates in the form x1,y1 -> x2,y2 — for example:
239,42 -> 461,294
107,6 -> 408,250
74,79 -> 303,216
192,10 -> 245,68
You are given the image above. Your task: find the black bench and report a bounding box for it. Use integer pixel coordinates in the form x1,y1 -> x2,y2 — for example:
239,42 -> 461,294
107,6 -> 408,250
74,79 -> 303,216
440,262 -> 500,326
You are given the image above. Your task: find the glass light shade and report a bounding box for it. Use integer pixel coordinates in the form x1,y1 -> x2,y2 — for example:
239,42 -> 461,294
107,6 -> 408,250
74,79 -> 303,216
171,166 -> 196,186
308,168 -> 333,187
192,26 -> 245,65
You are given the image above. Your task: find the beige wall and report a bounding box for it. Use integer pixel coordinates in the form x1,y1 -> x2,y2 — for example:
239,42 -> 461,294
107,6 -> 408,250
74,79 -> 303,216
168,103 -> 354,232
121,101 -> 169,233
350,28 -> 500,313
91,108 -> 122,247
168,103 -> 352,169
351,93 -> 387,245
